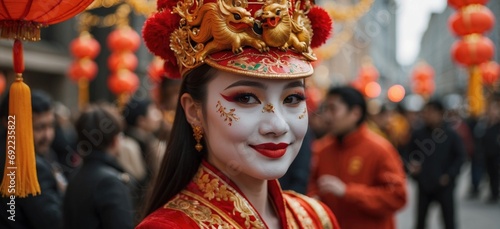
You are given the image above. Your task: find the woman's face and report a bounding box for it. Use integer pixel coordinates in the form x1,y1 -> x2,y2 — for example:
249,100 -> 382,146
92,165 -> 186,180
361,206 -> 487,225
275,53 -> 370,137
202,71 -> 308,180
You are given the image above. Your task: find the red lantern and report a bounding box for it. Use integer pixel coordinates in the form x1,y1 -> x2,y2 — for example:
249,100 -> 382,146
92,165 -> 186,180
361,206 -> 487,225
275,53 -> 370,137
107,27 -> 141,52
0,73 -> 5,95
0,0 -> 94,41
388,85 -> 405,103
480,61 -> 500,85
364,82 -> 381,99
357,64 -> 379,83
411,62 -> 435,97
448,0 -> 488,10
70,33 -> 101,59
448,5 -> 495,36
451,35 -> 495,66
108,52 -> 139,72
412,62 -> 435,82
147,57 -> 166,83
108,69 -> 140,95
68,59 -> 98,82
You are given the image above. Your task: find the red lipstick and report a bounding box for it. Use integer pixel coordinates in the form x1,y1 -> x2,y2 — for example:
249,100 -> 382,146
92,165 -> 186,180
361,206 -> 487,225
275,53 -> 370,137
251,143 -> 289,159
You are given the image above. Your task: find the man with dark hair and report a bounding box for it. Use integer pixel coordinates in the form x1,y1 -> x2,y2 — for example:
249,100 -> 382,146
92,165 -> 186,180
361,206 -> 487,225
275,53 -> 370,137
405,99 -> 465,229
63,104 -> 133,229
0,90 -> 65,229
308,86 -> 407,229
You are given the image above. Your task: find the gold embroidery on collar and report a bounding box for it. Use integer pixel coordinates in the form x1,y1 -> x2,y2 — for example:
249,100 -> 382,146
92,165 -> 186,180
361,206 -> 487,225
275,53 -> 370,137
164,195 -> 233,228
284,191 -> 333,229
283,194 -> 314,228
194,166 -> 266,228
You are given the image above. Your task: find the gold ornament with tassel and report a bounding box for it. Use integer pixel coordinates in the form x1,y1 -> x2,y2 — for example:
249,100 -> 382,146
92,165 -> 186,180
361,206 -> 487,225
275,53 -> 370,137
0,40 -> 41,197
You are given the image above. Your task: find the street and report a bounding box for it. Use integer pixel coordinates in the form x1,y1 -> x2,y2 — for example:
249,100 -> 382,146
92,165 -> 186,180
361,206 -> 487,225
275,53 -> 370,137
397,163 -> 500,229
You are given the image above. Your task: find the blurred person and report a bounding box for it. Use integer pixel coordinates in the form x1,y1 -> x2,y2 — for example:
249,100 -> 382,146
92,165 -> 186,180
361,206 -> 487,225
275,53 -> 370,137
122,97 -> 163,176
405,100 -> 466,229
50,102 -> 80,178
472,94 -> 500,203
366,100 -> 391,140
308,86 -> 407,229
63,104 -> 133,229
154,77 -> 182,141
0,90 -> 65,229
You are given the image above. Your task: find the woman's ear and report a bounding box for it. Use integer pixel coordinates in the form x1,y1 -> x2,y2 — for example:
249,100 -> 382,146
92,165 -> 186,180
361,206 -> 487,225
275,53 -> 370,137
180,93 -> 202,125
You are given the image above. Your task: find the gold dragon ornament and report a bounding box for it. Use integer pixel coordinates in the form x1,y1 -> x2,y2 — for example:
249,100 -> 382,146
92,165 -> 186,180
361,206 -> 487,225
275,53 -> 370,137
170,0 -> 315,76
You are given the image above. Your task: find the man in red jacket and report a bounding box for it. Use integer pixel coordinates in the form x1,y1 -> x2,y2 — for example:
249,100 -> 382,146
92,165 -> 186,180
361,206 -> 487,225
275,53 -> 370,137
308,86 -> 407,229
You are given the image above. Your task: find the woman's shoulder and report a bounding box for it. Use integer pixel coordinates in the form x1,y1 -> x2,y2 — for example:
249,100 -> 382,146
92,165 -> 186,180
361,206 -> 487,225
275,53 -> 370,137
282,191 -> 340,229
136,207 -> 199,229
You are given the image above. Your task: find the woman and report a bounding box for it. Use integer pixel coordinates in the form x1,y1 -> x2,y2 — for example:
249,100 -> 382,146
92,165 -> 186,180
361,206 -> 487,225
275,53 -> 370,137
138,0 -> 338,227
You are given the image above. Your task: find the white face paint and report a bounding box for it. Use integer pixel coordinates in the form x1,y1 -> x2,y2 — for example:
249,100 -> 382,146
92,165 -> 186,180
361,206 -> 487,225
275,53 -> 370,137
202,71 -> 309,180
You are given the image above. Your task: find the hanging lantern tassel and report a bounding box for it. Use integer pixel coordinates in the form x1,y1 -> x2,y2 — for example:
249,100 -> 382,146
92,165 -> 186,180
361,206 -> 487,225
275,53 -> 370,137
0,39 -> 40,197
78,78 -> 89,110
468,66 -> 485,118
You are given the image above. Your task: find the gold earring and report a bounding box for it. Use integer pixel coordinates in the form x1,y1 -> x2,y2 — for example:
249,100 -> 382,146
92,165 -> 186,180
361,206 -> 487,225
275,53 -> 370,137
192,125 -> 203,152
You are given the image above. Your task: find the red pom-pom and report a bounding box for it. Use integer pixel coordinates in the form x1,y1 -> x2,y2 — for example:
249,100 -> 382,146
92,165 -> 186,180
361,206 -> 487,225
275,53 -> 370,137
157,0 -> 178,11
143,9 -> 180,74
164,59 -> 181,79
308,6 -> 333,49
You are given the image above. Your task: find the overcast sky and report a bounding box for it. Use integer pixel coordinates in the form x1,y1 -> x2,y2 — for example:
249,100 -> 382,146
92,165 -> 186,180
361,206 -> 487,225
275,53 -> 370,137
396,0 -> 447,66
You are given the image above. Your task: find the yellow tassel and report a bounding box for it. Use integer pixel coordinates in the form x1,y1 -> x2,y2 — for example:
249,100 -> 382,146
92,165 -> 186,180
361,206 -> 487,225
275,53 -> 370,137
78,78 -> 89,110
467,66 -> 485,118
0,75 -> 41,197
1,39 -> 40,197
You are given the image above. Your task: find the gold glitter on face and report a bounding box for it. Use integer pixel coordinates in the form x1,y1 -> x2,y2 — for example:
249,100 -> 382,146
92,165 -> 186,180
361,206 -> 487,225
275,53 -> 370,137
216,101 -> 239,126
298,108 -> 306,119
262,103 -> 275,113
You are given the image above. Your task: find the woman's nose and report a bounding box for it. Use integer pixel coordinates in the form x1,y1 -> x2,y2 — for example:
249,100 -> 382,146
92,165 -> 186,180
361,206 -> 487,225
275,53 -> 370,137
259,110 -> 289,137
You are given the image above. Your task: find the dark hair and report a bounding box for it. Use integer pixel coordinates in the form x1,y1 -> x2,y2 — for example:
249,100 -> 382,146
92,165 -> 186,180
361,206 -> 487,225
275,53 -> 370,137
327,86 -> 367,125
141,64 -> 215,218
31,90 -> 53,114
425,99 -> 445,113
122,97 -> 152,126
74,104 -> 123,152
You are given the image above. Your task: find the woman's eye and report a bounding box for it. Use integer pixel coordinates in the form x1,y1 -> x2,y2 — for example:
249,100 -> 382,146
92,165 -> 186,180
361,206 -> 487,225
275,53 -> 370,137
234,93 -> 260,104
284,94 -> 306,105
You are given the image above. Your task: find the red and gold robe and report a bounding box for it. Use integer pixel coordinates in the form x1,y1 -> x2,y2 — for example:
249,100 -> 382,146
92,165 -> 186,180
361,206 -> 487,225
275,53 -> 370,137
137,161 -> 339,228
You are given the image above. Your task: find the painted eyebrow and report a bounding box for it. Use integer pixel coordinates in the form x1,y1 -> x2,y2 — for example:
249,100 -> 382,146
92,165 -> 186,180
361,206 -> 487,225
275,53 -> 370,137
284,80 -> 305,90
224,80 -> 267,90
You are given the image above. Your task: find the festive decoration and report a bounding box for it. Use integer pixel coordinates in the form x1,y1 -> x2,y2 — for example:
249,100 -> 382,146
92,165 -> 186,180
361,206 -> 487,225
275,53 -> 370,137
480,61 -> 500,86
147,57 -> 166,83
388,85 -> 406,103
308,6 -> 334,49
448,0 -> 488,10
352,60 -> 379,97
324,0 -> 374,22
448,5 -> 495,36
364,82 -> 381,99
0,0 -> 94,198
411,62 -> 435,99
68,32 -> 101,110
451,35 -> 494,66
448,0 -> 496,116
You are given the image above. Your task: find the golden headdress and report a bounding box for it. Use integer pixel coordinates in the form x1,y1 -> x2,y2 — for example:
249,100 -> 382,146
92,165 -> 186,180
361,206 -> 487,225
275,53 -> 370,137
143,0 -> 333,79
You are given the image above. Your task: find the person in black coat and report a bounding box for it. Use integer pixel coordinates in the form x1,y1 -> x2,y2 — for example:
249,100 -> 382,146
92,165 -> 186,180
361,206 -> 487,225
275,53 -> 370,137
473,94 -> 500,203
405,100 -> 466,229
0,91 -> 65,229
63,104 -> 134,229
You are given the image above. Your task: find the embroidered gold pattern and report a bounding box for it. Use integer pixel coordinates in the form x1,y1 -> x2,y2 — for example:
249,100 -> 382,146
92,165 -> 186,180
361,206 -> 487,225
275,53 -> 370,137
165,195 -> 233,228
170,0 -> 315,76
298,107 -> 306,119
216,101 -> 240,126
262,103 -> 275,113
284,194 -> 314,228
193,167 -> 266,228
